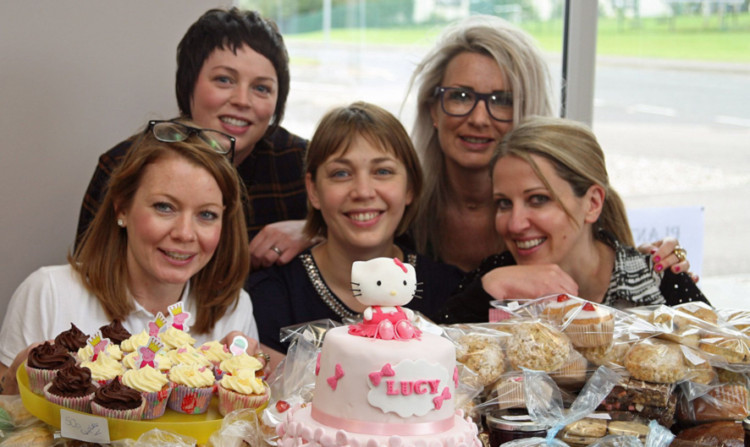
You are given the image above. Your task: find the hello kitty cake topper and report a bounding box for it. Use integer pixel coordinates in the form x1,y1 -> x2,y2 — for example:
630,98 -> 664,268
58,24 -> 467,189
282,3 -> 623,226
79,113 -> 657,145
349,257 -> 421,340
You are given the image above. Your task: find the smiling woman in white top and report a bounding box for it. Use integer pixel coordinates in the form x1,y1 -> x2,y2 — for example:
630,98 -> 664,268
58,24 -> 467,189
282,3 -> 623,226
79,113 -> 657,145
0,120 -> 259,394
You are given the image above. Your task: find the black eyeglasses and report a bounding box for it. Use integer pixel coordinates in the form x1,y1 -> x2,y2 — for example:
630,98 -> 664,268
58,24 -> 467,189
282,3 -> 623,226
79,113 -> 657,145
434,87 -> 513,123
147,120 -> 236,161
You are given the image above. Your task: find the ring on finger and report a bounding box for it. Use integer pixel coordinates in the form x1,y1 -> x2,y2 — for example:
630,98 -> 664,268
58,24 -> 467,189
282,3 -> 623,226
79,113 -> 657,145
270,246 -> 282,256
673,246 -> 687,263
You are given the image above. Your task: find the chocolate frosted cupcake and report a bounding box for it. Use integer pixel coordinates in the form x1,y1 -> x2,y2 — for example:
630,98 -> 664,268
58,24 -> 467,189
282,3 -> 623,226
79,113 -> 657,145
99,319 -> 131,346
54,323 -> 89,353
43,364 -> 97,412
90,380 -> 145,420
26,341 -> 76,394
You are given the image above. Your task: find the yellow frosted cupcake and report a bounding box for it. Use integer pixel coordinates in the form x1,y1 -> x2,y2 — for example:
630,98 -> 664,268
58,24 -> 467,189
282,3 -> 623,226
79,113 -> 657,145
199,341 -> 232,365
122,351 -> 173,372
167,364 -> 215,414
122,366 -> 173,419
217,369 -> 270,416
77,342 -> 122,362
166,344 -> 212,368
218,352 -> 262,377
120,330 -> 151,353
160,327 -> 196,350
80,354 -> 125,386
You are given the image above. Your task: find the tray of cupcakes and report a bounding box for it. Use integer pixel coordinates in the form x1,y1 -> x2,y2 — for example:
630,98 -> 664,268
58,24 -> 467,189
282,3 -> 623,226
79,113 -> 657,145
17,304 -> 269,444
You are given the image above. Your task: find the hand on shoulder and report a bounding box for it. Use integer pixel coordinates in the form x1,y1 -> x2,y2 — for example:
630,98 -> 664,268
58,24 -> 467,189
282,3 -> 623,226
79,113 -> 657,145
249,220 -> 318,270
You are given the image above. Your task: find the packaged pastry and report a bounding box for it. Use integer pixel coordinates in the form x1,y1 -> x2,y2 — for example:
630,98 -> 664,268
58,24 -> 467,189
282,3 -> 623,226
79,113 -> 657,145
607,420 -> 649,441
676,383 -> 750,423
624,339 -> 687,384
506,321 -> 571,372
493,374 -> 526,410
562,302 -> 614,348
541,294 -> 582,325
699,334 -> 750,364
455,333 -> 506,387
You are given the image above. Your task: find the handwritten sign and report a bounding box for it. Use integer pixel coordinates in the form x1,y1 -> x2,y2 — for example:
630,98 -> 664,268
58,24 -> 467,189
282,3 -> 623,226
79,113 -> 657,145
627,206 -> 704,277
60,409 -> 110,443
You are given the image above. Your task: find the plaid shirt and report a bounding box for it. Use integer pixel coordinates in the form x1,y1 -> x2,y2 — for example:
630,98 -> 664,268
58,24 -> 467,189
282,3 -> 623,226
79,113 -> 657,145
75,126 -> 309,247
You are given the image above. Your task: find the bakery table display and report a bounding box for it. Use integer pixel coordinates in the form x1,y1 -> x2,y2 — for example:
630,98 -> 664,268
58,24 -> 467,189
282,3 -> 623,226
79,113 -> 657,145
7,261 -> 750,446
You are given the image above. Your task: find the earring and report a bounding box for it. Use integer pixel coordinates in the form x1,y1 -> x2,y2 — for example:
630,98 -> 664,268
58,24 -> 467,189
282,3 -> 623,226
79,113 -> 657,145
117,219 -> 125,228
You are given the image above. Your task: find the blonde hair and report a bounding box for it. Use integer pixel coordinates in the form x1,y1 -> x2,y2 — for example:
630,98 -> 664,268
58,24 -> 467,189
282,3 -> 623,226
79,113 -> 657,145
407,15 -> 556,259
491,116 -> 634,246
303,102 -> 423,239
70,125 -> 249,334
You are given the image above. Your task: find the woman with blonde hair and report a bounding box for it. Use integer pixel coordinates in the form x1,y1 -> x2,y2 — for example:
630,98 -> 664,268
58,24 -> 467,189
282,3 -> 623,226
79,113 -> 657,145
0,120 -> 260,394
438,117 -> 708,323
406,15 -> 690,277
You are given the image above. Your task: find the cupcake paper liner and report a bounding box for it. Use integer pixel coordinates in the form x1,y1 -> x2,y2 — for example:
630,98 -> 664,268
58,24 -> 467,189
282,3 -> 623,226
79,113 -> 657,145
566,319 -> 615,348
141,383 -> 174,420
167,384 -> 213,415
43,383 -> 95,413
91,399 -> 145,420
26,366 -> 61,395
217,384 -> 270,416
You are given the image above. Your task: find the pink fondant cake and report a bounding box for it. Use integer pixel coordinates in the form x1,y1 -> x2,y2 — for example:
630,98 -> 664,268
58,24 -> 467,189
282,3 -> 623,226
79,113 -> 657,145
277,326 -> 481,447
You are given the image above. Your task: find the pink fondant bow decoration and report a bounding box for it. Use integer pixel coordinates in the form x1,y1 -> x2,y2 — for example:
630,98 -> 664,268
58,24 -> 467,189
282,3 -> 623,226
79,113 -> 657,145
327,364 -> 344,391
432,386 -> 452,410
368,363 -> 395,387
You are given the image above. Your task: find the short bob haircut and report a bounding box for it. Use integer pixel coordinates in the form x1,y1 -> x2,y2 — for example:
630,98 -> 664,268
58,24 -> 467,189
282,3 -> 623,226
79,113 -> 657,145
175,8 -> 290,138
491,116 -> 634,247
303,102 -> 423,239
70,124 -> 249,334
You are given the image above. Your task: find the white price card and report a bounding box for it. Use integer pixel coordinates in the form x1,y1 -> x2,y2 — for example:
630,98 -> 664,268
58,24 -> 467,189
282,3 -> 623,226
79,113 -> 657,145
60,409 -> 110,443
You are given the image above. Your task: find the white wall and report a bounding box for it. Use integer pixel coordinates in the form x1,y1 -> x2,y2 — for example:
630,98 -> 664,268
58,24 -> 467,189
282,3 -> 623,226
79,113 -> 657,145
0,1 -> 230,319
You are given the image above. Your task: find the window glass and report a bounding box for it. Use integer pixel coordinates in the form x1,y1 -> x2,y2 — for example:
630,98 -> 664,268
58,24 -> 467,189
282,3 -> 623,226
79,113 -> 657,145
592,4 -> 750,299
240,0 -> 565,136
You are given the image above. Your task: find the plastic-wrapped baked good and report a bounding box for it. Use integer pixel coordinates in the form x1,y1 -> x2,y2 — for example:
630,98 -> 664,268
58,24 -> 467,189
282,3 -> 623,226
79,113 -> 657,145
506,322 -> 570,372
699,334 -> 750,364
677,384 -> 750,423
456,333 -> 505,387
624,339 -> 687,384
672,420 -> 744,447
562,302 -> 614,348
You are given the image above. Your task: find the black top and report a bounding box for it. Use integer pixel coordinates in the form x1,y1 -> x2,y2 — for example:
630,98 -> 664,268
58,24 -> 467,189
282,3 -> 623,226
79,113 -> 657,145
246,246 -> 465,353
75,126 -> 308,246
437,233 -> 710,324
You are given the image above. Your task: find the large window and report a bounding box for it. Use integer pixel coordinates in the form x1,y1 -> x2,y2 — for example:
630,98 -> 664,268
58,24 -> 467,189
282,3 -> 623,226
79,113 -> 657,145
241,0 -> 750,301
590,2 -> 750,303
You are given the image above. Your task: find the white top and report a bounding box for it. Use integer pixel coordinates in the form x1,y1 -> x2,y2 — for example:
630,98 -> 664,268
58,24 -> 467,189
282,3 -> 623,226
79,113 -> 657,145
0,264 -> 258,367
